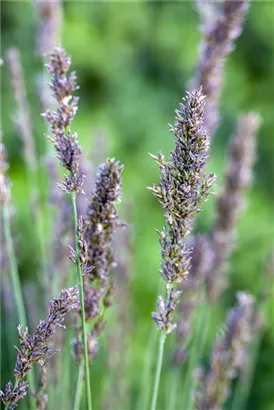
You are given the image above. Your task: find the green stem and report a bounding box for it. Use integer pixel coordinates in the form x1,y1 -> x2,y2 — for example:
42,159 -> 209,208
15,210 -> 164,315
150,331 -> 167,410
71,193 -> 92,410
73,360 -> 84,410
2,205 -> 36,410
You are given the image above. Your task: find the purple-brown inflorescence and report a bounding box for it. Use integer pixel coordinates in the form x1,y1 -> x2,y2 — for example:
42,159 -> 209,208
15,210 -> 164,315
150,88 -> 215,334
193,0 -> 250,136
0,381 -> 28,410
71,158 -> 123,362
85,158 -> 123,282
43,46 -> 84,193
172,112 -> 259,363
206,112 -> 260,300
13,287 -> 79,379
195,292 -> 255,410
0,287 -> 78,409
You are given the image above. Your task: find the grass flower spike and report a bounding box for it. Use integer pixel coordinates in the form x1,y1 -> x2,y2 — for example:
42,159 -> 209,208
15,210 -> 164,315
0,287 -> 78,410
43,46 -> 84,194
43,46 -> 92,410
149,88 -> 215,409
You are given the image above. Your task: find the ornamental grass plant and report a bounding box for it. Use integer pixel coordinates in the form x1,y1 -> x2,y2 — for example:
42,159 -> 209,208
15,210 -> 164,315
1,1 -> 273,410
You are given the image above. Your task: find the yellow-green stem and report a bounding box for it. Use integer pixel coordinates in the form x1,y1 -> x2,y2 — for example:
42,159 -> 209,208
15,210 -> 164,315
71,193 -> 92,410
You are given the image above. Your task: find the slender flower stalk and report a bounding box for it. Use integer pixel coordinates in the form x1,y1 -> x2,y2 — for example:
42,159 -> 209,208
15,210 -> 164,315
0,287 -> 79,410
43,46 -> 92,410
149,88 -> 215,409
195,292 -> 255,410
0,131 -> 36,410
150,331 -> 167,410
71,197 -> 93,410
193,0 -> 250,136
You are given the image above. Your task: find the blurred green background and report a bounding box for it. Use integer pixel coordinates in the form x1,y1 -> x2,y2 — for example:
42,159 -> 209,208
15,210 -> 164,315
1,1 -> 274,410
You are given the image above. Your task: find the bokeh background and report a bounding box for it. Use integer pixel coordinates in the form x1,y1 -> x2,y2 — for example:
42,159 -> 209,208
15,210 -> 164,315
1,1 -> 274,410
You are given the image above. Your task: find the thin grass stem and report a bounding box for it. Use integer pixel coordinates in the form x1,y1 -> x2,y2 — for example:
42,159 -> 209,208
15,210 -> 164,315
71,193 -> 92,410
150,331 -> 167,410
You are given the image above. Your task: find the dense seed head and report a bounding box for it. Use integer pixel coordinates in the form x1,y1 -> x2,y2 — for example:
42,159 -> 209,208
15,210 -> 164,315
13,287 -> 78,379
43,46 -> 83,193
150,88 -> 215,332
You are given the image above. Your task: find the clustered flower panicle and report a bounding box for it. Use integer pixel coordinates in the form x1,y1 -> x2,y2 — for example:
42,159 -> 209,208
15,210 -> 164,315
0,287 -> 78,409
150,88 -> 215,333
172,112 -> 259,364
195,292 -> 255,410
71,158 -> 123,362
85,158 -> 123,281
43,46 -> 84,193
0,381 -> 28,410
13,287 -> 79,379
193,0 -> 250,135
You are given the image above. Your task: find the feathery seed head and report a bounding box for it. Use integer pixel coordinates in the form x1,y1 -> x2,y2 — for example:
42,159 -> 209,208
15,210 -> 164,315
43,46 -> 83,193
151,88 -> 215,333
